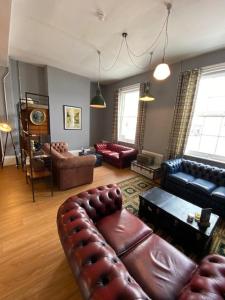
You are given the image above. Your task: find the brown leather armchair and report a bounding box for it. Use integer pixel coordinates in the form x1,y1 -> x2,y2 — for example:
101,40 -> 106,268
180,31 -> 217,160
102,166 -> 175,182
43,142 -> 96,190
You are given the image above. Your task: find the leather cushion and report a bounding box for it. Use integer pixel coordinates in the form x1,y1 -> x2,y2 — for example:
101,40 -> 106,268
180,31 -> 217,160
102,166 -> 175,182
168,172 -> 195,186
211,186 -> 225,205
122,234 -> 197,300
188,178 -> 217,195
96,209 -> 152,256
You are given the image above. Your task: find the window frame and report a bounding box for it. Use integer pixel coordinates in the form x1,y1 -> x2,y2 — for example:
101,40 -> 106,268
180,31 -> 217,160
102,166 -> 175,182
117,83 -> 140,145
184,63 -> 225,164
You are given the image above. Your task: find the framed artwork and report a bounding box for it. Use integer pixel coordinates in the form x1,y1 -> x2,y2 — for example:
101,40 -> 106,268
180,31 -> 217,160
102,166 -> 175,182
63,105 -> 82,130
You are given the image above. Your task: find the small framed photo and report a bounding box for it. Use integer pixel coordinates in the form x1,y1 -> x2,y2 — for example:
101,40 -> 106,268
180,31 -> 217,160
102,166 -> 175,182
63,105 -> 82,130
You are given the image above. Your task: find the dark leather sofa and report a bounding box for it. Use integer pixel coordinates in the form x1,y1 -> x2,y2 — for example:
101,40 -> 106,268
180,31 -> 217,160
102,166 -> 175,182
94,142 -> 138,168
44,142 -> 96,190
57,184 -> 225,300
161,158 -> 225,217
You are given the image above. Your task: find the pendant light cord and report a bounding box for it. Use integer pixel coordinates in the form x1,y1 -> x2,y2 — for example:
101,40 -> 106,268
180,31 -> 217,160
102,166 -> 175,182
162,3 -> 171,62
97,50 -> 101,89
98,3 -> 172,71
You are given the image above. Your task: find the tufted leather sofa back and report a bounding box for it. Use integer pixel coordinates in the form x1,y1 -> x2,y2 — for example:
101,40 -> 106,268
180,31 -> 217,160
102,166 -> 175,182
59,184 -> 122,223
51,142 -> 69,153
181,159 -> 225,186
57,184 -> 150,300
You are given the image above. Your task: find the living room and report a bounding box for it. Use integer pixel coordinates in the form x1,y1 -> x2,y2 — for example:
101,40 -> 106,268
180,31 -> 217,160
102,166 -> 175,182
1,0 -> 225,299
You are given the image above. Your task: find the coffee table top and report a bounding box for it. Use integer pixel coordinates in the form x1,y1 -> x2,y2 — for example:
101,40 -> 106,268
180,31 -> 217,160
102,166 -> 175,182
140,187 -> 219,237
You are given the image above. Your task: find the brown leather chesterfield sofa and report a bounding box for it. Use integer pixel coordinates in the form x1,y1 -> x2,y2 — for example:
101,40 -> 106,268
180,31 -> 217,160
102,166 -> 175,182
94,142 -> 138,168
44,142 -> 96,190
57,184 -> 225,300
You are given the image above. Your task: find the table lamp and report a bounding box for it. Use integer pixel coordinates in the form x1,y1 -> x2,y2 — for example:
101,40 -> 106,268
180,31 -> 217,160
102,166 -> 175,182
0,122 -> 19,168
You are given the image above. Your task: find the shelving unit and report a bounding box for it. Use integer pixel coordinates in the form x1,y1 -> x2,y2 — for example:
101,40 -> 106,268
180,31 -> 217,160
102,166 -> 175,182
19,92 -> 53,201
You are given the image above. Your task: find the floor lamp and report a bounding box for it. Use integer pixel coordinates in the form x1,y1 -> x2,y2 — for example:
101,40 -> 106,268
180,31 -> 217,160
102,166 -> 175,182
0,122 -> 19,168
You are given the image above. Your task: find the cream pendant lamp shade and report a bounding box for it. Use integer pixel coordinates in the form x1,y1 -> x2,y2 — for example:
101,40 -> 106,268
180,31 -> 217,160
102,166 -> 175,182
0,122 -> 12,132
153,63 -> 171,80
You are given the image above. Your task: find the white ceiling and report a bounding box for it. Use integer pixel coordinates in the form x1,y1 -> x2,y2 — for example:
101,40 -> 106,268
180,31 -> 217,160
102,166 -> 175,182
8,0 -> 225,83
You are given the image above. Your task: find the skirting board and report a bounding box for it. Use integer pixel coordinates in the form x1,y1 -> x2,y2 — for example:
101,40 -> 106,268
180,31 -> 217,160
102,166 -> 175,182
3,155 -> 18,166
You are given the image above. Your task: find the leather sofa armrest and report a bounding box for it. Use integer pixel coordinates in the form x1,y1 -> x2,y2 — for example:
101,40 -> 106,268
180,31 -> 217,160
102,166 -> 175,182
119,149 -> 138,159
55,155 -> 96,169
178,254 -> 225,300
161,158 -> 183,174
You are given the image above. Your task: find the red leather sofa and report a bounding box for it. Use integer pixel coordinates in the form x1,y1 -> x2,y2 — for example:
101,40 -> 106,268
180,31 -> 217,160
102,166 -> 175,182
57,184 -> 225,300
94,142 -> 138,168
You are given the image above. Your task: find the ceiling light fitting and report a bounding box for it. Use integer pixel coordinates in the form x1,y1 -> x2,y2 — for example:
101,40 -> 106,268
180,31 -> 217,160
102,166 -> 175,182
90,50 -> 106,108
97,2 -> 172,77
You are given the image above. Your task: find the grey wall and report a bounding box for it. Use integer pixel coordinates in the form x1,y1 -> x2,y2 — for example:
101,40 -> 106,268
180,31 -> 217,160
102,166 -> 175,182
47,66 -> 91,150
99,48 -> 225,157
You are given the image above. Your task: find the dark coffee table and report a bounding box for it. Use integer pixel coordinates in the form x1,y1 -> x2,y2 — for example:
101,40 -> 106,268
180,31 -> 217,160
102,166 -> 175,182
79,150 -> 103,167
139,187 -> 219,255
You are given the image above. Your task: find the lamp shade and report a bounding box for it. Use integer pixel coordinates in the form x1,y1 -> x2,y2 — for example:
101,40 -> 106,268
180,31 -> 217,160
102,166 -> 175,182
140,82 -> 155,101
90,86 -> 106,108
153,63 -> 171,80
0,122 -> 12,132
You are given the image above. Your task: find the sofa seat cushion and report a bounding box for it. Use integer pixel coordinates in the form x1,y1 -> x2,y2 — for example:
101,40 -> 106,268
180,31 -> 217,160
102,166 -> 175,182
96,209 -> 152,256
104,152 -> 120,159
188,178 -> 217,195
122,234 -> 197,300
168,172 -> 195,186
98,150 -> 113,155
211,186 -> 225,204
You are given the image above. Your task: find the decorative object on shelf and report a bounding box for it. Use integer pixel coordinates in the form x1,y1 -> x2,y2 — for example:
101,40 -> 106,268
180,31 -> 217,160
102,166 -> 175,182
140,81 -> 155,102
63,105 -> 82,130
153,2 -> 172,80
30,109 -> 46,125
199,208 -> 212,228
0,122 -> 19,168
90,50 -> 106,108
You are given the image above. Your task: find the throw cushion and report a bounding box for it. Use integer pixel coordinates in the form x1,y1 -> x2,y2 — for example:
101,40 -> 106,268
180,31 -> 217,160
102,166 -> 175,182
188,178 -> 217,195
168,172 -> 195,186
96,208 -> 152,256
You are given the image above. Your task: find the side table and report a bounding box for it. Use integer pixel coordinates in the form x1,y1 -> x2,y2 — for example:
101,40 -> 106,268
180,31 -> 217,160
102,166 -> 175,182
79,150 -> 103,167
131,160 -> 161,181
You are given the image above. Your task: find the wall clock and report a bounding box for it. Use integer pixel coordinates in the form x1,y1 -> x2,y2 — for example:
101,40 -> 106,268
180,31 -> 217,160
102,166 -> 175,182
30,109 -> 46,125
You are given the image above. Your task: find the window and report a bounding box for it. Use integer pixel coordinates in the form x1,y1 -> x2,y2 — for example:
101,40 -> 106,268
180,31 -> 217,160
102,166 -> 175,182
118,84 -> 140,144
185,64 -> 225,163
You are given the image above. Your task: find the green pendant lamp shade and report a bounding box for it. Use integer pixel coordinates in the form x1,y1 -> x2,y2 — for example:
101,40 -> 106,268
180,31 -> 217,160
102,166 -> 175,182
90,50 -> 106,108
90,83 -> 106,108
140,82 -> 155,101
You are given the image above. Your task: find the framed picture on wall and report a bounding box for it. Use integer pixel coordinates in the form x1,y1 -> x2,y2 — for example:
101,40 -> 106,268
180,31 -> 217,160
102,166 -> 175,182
63,105 -> 82,130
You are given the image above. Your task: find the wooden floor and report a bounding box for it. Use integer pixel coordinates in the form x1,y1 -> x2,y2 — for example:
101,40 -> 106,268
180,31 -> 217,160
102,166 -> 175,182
0,164 -> 135,300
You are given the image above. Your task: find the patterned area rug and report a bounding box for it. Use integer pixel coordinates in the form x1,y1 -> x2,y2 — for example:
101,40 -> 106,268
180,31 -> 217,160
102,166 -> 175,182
118,175 -> 225,260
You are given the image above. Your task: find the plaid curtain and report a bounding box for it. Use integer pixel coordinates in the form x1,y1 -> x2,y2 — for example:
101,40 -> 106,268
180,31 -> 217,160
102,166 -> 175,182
112,89 -> 119,143
167,69 -> 200,159
135,83 -> 147,152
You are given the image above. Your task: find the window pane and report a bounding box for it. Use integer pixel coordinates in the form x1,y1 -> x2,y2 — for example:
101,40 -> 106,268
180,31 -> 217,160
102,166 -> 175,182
118,85 -> 139,144
185,66 -> 225,163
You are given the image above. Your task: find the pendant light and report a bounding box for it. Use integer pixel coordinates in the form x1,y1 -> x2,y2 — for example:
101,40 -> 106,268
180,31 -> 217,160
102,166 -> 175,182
153,3 -> 172,81
90,50 -> 106,108
140,82 -> 155,101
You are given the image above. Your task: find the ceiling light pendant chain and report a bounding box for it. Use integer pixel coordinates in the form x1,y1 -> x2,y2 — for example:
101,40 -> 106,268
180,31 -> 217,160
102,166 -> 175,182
100,38 -> 124,71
